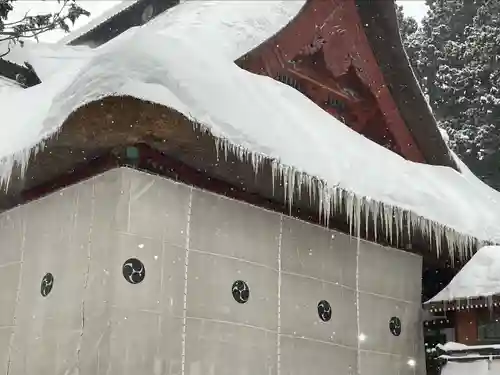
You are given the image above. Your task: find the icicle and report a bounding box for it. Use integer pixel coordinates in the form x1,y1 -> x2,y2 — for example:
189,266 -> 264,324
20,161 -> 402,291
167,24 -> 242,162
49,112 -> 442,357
365,199 -> 371,239
287,167 -> 295,214
387,207 -> 393,245
346,193 -> 354,237
406,211 -> 412,247
0,120 -> 484,265
270,160 -> 278,196
383,204 -> 390,242
373,202 -> 380,241
214,138 -> 221,161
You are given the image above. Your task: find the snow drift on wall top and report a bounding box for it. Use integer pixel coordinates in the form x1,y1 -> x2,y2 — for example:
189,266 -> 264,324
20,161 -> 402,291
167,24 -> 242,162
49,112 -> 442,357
0,0 -> 498,257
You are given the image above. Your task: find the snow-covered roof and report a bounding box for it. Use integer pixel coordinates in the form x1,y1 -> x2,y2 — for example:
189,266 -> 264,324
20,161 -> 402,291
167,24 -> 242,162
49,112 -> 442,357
426,246 -> 500,303
58,1 -> 138,45
0,76 -> 21,91
0,0 -> 499,257
439,342 -> 500,352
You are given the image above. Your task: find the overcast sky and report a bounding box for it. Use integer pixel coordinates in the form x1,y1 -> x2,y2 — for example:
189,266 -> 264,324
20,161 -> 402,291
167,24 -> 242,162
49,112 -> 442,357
399,0 -> 427,22
6,1 -> 428,43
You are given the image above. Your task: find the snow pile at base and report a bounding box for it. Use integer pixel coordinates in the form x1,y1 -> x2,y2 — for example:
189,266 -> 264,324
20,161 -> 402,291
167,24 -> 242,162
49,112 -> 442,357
439,341 -> 500,375
427,246 -> 500,303
441,360 -> 493,375
1,0 -> 500,257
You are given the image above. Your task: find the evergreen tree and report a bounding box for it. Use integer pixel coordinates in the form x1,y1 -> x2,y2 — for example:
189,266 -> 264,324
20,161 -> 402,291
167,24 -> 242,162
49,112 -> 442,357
0,0 -> 89,58
396,5 -> 418,43
399,0 -> 500,189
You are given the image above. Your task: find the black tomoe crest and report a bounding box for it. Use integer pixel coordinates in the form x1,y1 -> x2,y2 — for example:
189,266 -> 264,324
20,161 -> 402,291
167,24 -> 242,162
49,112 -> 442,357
232,280 -> 250,304
389,316 -> 402,336
122,258 -> 146,284
317,300 -> 332,322
41,273 -> 54,297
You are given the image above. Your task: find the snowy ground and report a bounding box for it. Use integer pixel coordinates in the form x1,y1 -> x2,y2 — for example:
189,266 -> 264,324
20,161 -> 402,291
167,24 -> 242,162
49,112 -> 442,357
439,342 -> 500,375
441,360 -> 500,375
0,0 -> 500,259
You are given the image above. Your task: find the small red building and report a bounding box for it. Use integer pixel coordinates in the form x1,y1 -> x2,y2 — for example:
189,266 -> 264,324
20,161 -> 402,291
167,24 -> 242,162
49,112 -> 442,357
425,246 -> 500,346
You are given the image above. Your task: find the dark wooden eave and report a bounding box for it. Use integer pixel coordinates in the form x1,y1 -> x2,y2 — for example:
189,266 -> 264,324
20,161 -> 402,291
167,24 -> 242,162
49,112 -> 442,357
0,59 -> 41,88
67,0 -> 180,47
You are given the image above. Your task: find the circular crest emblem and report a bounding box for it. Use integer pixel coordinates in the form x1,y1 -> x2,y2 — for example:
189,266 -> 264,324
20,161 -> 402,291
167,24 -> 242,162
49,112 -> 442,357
40,273 -> 54,297
317,300 -> 332,322
232,280 -> 250,304
122,258 -> 146,284
389,316 -> 402,336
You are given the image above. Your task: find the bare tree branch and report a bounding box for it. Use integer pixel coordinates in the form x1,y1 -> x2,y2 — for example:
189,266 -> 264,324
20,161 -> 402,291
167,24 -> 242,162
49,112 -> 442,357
0,44 -> 11,59
0,0 -> 89,57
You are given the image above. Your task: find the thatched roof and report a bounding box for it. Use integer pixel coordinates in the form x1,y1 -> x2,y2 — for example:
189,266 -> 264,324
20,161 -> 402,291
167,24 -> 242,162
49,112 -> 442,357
1,95 -> 448,260
0,0 -> 495,261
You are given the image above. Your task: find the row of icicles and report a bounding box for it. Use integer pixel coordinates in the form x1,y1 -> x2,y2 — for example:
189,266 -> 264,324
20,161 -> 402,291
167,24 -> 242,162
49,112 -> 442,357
0,122 -> 480,262
214,136 -> 480,262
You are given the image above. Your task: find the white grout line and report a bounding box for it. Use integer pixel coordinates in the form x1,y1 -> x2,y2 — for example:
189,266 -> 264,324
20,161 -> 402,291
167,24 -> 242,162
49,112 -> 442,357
188,248 -> 278,272
0,261 -> 22,269
277,216 -> 283,375
279,333 -> 354,350
181,187 -> 193,375
6,212 -> 26,375
75,184 -> 94,374
281,270 -> 418,305
355,230 -> 361,375
185,316 -> 276,334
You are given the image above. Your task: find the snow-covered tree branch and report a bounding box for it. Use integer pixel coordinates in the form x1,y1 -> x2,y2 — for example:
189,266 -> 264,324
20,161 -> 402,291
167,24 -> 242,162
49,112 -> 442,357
399,0 -> 500,191
0,0 -> 89,58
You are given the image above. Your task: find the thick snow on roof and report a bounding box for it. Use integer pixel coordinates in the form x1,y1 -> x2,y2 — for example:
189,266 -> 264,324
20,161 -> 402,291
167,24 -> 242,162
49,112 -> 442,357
0,76 -> 21,92
57,1 -> 138,45
0,0 -> 499,255
427,246 -> 500,303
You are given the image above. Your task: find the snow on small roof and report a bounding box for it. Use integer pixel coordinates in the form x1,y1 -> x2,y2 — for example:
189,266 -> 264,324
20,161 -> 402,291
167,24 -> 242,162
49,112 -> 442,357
426,246 -> 500,303
438,342 -> 500,352
0,76 -> 22,91
58,1 -> 139,45
0,0 -> 499,256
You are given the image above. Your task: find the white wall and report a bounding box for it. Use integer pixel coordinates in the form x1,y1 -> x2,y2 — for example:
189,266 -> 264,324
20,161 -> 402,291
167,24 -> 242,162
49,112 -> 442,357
0,167 -> 424,375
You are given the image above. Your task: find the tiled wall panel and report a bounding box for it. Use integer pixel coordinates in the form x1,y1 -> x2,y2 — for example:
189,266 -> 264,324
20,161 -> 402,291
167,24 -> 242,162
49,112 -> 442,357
0,167 -> 424,375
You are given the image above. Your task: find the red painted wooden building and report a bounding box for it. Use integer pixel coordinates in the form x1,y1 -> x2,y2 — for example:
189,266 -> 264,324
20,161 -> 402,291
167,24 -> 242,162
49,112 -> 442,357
238,0 -> 457,170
